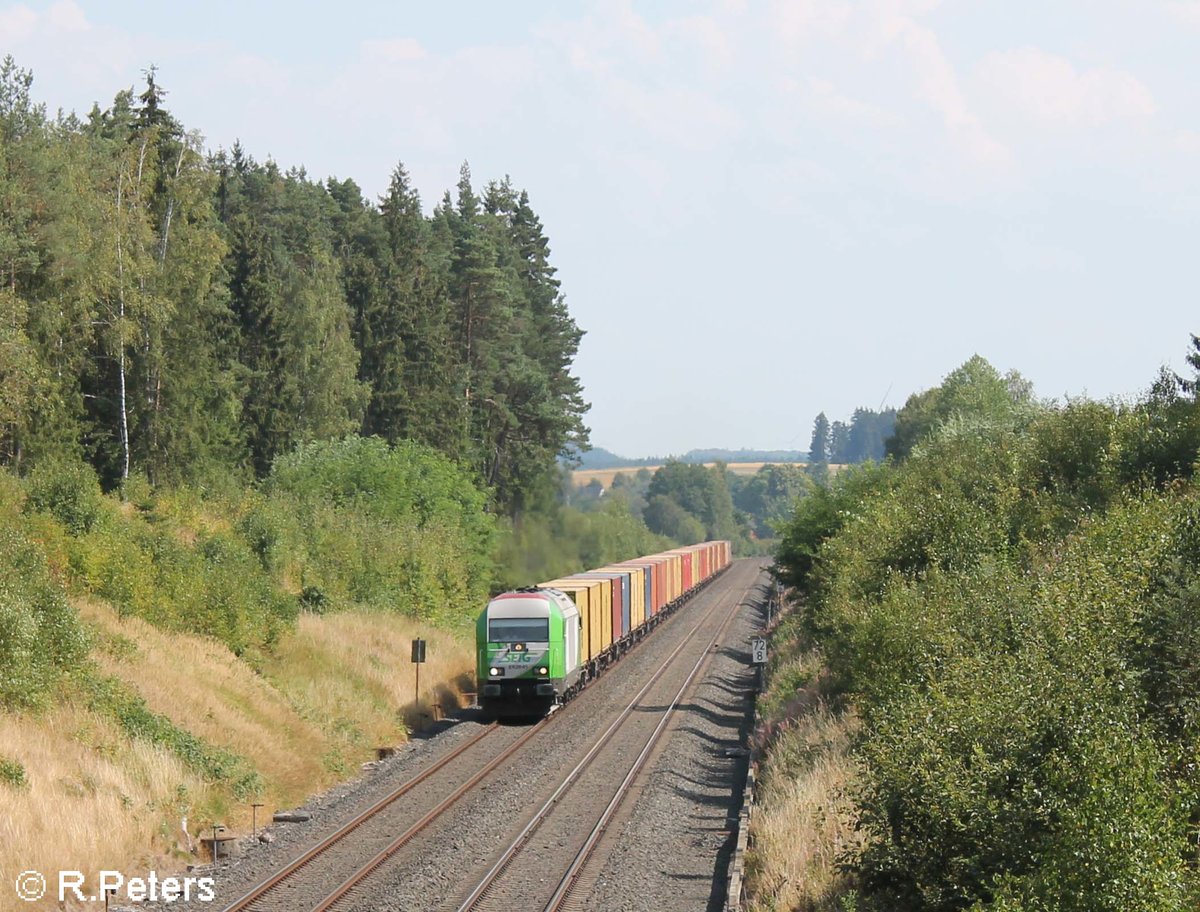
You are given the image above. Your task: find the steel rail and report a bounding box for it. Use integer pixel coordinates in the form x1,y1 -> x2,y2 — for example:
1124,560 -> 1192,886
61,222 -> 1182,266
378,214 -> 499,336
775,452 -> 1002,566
456,570 -> 757,912
219,723 -> 503,912
545,575 -> 761,911
315,575 -> 736,911
223,564 -> 741,912
311,721 -> 546,911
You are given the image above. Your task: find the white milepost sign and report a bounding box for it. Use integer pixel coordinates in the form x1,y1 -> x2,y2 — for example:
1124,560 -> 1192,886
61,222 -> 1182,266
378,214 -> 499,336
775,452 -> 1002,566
751,637 -> 768,665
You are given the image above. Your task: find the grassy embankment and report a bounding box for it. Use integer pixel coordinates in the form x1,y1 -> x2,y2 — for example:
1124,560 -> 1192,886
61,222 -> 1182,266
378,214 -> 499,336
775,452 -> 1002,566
0,440 -> 489,902
744,610 -> 858,912
0,606 -> 472,895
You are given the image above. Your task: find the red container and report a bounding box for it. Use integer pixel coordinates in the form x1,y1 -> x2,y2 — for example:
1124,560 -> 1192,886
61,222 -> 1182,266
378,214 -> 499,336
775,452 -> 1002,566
576,571 -> 628,640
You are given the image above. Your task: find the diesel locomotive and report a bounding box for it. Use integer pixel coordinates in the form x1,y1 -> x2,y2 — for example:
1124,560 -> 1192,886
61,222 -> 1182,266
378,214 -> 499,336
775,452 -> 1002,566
476,541 -> 731,716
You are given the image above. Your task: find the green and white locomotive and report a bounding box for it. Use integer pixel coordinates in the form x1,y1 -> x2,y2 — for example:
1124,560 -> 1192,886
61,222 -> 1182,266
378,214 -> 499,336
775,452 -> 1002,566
476,541 -> 733,716
476,588 -> 583,715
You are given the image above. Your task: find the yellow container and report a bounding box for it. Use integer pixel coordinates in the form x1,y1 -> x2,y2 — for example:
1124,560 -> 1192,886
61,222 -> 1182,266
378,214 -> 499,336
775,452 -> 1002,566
540,578 -> 604,662
571,575 -> 613,653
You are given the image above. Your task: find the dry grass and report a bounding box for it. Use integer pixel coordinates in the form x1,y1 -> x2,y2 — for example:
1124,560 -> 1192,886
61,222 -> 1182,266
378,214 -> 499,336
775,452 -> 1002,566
263,611 -> 475,744
0,701 -> 215,910
745,651 -> 861,912
0,601 -> 475,908
81,599 -> 332,818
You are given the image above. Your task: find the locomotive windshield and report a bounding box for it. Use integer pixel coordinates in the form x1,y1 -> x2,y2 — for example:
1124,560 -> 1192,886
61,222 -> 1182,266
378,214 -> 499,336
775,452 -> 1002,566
488,618 -> 550,643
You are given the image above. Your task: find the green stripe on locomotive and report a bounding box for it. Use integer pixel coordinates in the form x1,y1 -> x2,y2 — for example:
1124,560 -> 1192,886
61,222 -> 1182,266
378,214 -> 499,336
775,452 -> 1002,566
476,592 -> 570,681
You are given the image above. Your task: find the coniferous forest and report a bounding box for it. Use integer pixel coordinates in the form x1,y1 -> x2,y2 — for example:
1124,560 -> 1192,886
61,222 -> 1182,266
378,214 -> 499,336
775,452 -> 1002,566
0,58 -> 587,514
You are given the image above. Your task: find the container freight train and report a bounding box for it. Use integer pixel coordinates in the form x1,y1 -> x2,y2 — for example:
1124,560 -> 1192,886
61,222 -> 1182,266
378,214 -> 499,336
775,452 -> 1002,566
476,541 -> 732,716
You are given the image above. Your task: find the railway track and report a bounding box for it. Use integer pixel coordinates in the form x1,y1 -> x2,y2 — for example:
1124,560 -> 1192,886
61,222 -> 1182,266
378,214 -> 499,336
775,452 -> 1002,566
218,722 -> 538,912
456,561 -> 764,912
216,560 -> 763,912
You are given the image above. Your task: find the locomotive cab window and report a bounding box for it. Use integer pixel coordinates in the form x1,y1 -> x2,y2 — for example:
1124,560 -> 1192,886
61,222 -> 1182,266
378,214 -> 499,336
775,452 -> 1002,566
489,618 -> 550,643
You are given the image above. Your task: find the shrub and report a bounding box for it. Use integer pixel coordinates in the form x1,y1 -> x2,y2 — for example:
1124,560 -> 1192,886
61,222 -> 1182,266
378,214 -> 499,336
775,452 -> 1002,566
266,435 -> 492,550
261,436 -> 496,619
492,499 -> 675,591
0,757 -> 27,789
856,645 -> 1189,912
65,493 -> 296,654
772,382 -> 1200,911
0,524 -> 88,709
24,459 -> 104,534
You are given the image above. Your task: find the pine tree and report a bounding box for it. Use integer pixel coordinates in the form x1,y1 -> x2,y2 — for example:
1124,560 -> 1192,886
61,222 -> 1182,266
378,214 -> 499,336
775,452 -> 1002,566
219,157 -> 366,474
0,57 -> 50,465
480,178 -> 589,513
810,412 -> 830,464
830,420 -> 850,463
448,163 -> 523,498
367,163 -> 464,453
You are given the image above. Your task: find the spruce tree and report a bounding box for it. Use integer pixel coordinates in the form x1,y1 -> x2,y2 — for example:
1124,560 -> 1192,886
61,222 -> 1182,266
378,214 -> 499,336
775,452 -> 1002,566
810,412 -> 830,464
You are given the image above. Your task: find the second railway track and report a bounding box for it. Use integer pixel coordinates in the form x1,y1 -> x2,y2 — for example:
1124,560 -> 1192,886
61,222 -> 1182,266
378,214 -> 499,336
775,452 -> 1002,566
210,559 -> 765,912
455,560 -> 765,912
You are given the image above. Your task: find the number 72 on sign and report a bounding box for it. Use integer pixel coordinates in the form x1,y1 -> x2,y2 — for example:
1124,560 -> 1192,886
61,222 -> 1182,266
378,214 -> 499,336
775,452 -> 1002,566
751,637 -> 768,665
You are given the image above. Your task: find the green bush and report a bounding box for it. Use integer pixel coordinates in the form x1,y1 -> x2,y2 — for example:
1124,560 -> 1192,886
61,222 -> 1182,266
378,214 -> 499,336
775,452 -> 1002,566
856,639 -> 1189,912
65,492 -> 296,654
24,459 -> 104,534
70,522 -> 159,620
772,374 -> 1200,911
0,523 -> 88,709
0,470 -> 26,519
0,756 -> 27,789
1112,370 -> 1200,489
266,435 -> 493,553
492,499 -> 675,591
260,436 -> 496,620
643,494 -> 706,544
773,459 -> 894,599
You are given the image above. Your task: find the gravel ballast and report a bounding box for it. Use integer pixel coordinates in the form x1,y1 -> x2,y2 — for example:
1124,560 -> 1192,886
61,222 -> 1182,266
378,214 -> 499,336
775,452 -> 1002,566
578,564 -> 768,912
141,560 -> 768,912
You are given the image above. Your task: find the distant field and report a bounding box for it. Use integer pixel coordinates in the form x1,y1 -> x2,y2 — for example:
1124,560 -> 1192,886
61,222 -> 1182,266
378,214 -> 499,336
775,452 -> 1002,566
571,461 -> 810,488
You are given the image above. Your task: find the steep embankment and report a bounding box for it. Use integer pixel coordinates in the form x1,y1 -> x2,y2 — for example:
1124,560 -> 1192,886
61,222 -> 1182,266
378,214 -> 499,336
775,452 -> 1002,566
2,604 -> 473,891
0,441 -> 489,897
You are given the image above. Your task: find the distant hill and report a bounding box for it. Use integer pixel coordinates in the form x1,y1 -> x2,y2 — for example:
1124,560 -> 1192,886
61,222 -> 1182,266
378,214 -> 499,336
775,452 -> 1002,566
681,448 -> 809,464
568,446 -> 809,470
572,447 -> 660,469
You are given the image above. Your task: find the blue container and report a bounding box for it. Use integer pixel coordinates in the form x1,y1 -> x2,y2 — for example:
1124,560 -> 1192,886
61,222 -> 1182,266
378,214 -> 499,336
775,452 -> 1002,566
576,571 -> 632,639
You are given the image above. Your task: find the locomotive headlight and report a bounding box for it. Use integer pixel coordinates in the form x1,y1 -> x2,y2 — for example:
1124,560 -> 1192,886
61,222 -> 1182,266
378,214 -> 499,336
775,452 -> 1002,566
489,667 -> 504,677
537,666 -> 548,676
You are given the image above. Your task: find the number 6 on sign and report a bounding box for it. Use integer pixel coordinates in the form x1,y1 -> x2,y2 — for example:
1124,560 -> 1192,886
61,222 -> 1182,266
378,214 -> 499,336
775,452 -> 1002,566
751,638 -> 767,664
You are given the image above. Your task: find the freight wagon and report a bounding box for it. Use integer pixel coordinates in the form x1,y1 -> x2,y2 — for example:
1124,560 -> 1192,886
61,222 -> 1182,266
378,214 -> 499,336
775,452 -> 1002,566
476,541 -> 732,716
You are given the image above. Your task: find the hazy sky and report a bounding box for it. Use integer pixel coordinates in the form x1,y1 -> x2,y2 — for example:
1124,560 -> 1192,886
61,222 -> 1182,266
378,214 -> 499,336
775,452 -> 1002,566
3,1 -> 1198,456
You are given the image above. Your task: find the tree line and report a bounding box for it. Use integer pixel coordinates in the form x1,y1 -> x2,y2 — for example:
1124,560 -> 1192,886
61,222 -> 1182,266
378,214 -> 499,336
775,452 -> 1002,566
573,460 -> 804,549
0,59 -> 587,515
807,407 -> 896,465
